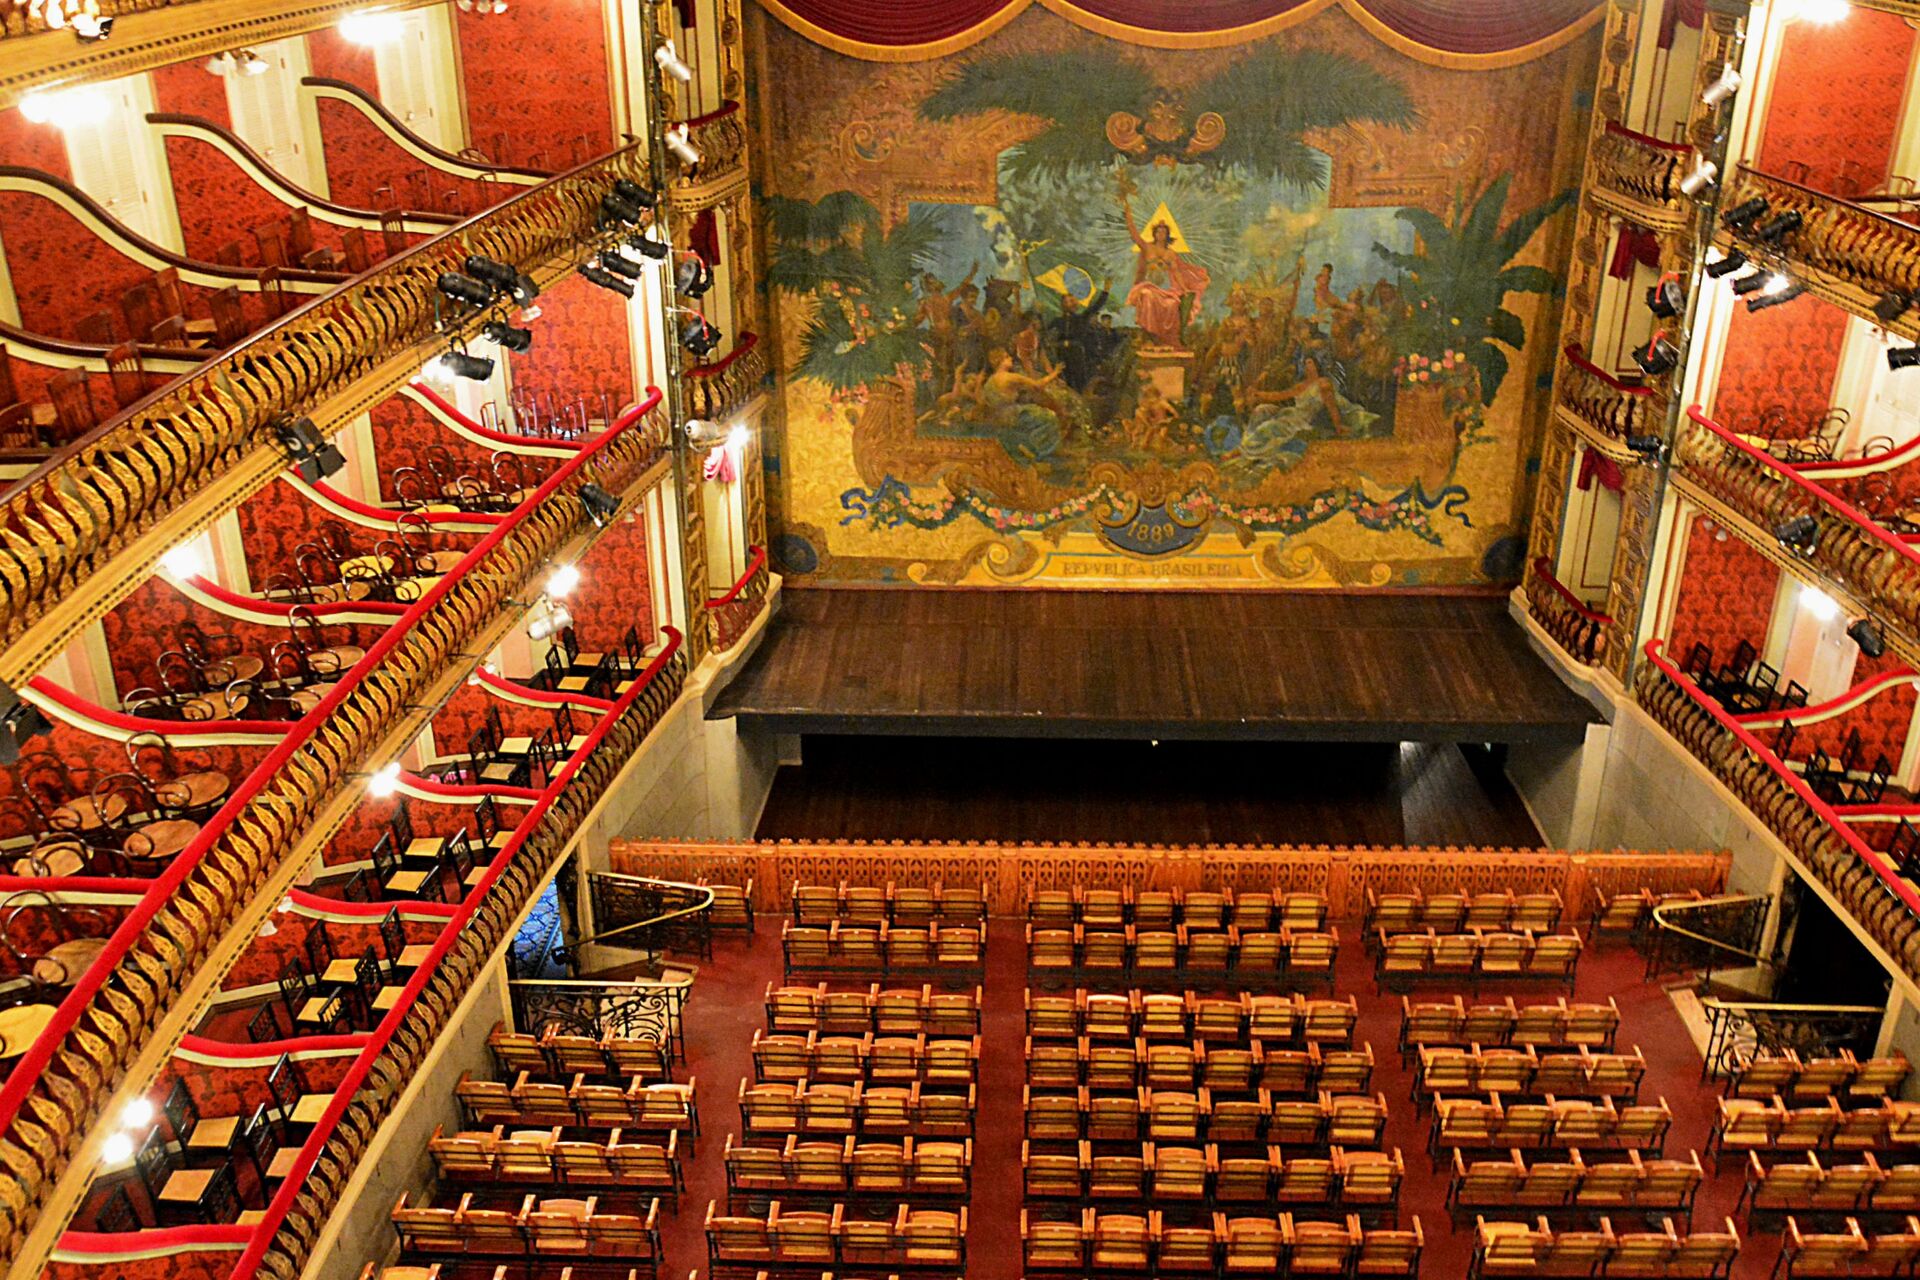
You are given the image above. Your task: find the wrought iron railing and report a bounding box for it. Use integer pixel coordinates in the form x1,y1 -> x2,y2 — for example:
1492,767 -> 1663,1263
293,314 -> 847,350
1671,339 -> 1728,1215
1557,344 -> 1658,447
1717,165 -> 1920,336
1588,120 -> 1694,224
245,630 -> 690,1280
681,331 -> 766,422
0,141 -> 651,685
1525,555 -> 1612,666
1637,641 -> 1920,989
670,100 -> 747,192
570,871 -> 716,963
1643,893 -> 1772,983
0,393 -> 670,1272
1673,405 -> 1920,647
707,544 -> 768,652
508,978 -> 691,1061
1698,997 -> 1882,1081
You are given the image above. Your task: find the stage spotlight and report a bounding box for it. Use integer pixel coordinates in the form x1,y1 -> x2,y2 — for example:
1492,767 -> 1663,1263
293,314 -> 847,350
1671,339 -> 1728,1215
527,604 -> 574,641
680,314 -> 722,357
612,179 -> 657,210
665,124 -> 701,168
1773,514 -> 1820,553
597,252 -> 645,281
482,319 -> 534,352
628,231 -> 671,261
1634,334 -> 1679,377
1889,345 -> 1920,371
654,38 -> 693,82
1849,618 -> 1886,659
1875,291 -> 1912,325
443,349 -> 495,381
1647,276 -> 1685,319
1702,62 -> 1744,106
1722,196 -> 1770,230
598,193 -> 644,230
1747,281 -> 1806,311
1679,160 -> 1718,198
0,682 -> 52,767
465,254 -> 538,304
578,482 -> 619,528
684,418 -> 727,449
1703,250 -> 1747,279
580,264 -> 635,298
1753,211 -> 1804,244
676,253 -> 713,297
271,414 -> 345,483
436,271 -> 495,308
1730,270 -> 1773,297
1626,434 -> 1668,462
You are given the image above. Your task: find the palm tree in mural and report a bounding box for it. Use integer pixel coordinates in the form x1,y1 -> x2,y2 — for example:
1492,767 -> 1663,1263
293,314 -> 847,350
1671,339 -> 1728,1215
1371,174 -> 1573,405
763,191 -> 943,390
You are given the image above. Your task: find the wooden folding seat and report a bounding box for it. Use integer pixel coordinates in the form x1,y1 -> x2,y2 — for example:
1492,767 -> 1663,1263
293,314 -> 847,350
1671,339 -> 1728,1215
1024,1138 -> 1087,1201
551,1135 -> 618,1189
1777,1098 -> 1842,1152
1215,1147 -> 1276,1203
1154,1211 -> 1219,1273
1464,998 -> 1518,1047
791,883 -> 838,926
391,1192 -> 466,1255
1873,1160 -> 1920,1213
1355,1218 -> 1423,1278
1813,1153 -> 1879,1212
1478,1047 -> 1536,1096
1424,892 -> 1469,933
1743,1150 -> 1820,1219
429,1125 -> 497,1182
1328,1092 -> 1389,1147
526,1196 -> 598,1257
1259,1046 -> 1314,1095
1145,1040 -> 1200,1090
1147,1142 -> 1209,1202
1478,932 -> 1530,981
752,1031 -> 810,1083
1182,890 -> 1228,931
1527,934 -> 1582,983
1615,1099 -> 1672,1154
1367,890 -> 1423,936
850,1137 -> 910,1197
1401,997 -> 1464,1062
565,1078 -> 631,1129
1089,1147 -> 1147,1201
1285,1213 -> 1361,1276
724,1133 -> 787,1199
1028,990 -> 1080,1039
886,926 -> 932,970
901,1206 -> 966,1269
815,1032 -> 873,1081
767,1202 -> 836,1267
798,1082 -> 859,1134
1591,1047 -> 1646,1098
1433,1097 -> 1499,1152
1220,1213 -> 1285,1274
1085,991 -> 1138,1039
1201,1043 -> 1258,1093
1230,891 -> 1275,931
1607,1217 -> 1680,1276
1574,1153 -> 1641,1214
1730,1051 -> 1798,1101
1793,1055 -> 1856,1105
1638,1151 -> 1702,1216
1541,1221 -> 1615,1278
1543,1096 -> 1607,1148
1710,1098 -> 1782,1170
874,985 -> 928,1035
1851,1055 -> 1912,1103
604,1037 -> 669,1081
1273,1153 -> 1336,1208
1511,1001 -> 1563,1048
1088,1041 -> 1140,1091
1234,930 -> 1284,981
1449,1151 -> 1521,1222
1467,892 -> 1515,931
459,1193 -> 532,1255
632,1080 -> 696,1137
1513,892 -> 1563,935
935,883 -> 984,923
1146,1089 -> 1205,1144
1499,1100 -> 1555,1148
1088,1210 -> 1151,1272
1281,893 -> 1328,931
1471,1216 -> 1546,1278
911,1138 -> 969,1198
1133,889 -> 1177,928
1860,1216 -> 1920,1277
1887,1100 -> 1920,1147
784,1135 -> 849,1195
783,924 -> 832,973
1431,933 -> 1479,982
1778,1216 -> 1866,1277
841,882 -> 887,926
1417,1047 -> 1475,1100
1518,1151 -> 1582,1210
1248,995 -> 1298,1043
935,922 -> 984,971
1191,994 -> 1245,1042
1086,1087 -> 1143,1142
513,1073 -> 577,1126
457,1073 -> 518,1127
832,923 -> 882,970
1080,886 -> 1127,927
1029,889 -> 1077,926
765,984 -> 825,1033
1338,1147 -> 1404,1218
545,1030 -> 612,1077
1302,995 -> 1358,1046
1029,924 -> 1077,972
1531,1052 -> 1589,1098
1289,929 -> 1338,988
1210,1093 -> 1272,1146
914,1084 -> 974,1137
489,1023 -> 549,1076
819,989 -> 874,1035
1132,926 -> 1180,975
925,1036 -> 976,1084
1023,1207 -> 1092,1272
705,880 -> 756,931
1268,1096 -> 1326,1146
1563,999 -> 1620,1050
1026,1087 -> 1084,1141
877,882 -> 931,928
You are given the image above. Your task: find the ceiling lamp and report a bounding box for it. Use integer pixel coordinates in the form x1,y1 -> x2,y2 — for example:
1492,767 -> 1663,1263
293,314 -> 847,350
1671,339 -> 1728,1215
18,83 -> 111,129
340,9 -> 404,45
665,124 -> 701,168
1787,0 -> 1851,21
456,0 -> 509,11
655,39 -> 693,83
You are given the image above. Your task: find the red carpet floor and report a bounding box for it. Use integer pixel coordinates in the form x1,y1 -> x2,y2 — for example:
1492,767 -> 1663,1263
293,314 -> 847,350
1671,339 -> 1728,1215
662,921 -> 1777,1279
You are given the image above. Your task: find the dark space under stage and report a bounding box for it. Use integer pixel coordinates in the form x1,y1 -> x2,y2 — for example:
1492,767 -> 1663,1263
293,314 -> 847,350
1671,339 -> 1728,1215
708,589 -> 1600,744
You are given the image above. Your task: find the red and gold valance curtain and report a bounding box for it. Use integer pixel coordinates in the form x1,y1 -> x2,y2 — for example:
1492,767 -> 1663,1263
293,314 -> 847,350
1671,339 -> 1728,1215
757,0 -> 1604,64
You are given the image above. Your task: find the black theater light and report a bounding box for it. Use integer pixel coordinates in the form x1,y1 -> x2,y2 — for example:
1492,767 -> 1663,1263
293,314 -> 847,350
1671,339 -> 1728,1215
1729,270 -> 1774,297
271,414 -> 346,483
1633,333 -> 1679,377
436,271 -> 495,309
1875,291 -> 1912,325
680,314 -> 723,358
443,349 -> 495,382
629,231 -> 671,261
578,482 -> 619,528
1646,275 -> 1684,319
465,254 -> 538,305
1722,197 -> 1770,230
1626,434 -> 1668,462
598,252 -> 645,281
677,252 -> 713,297
1849,618 -> 1887,659
1890,345 -> 1920,372
1747,281 -> 1806,312
482,320 -> 534,353
1773,514 -> 1820,553
0,682 -> 51,766
581,263 -> 635,298
1704,249 -> 1748,279
612,179 -> 657,211
599,193 -> 645,229
1752,210 -> 1804,244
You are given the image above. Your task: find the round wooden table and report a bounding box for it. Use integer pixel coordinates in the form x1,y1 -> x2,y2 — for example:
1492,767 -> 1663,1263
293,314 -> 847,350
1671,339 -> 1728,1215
48,792 -> 129,833
11,840 -> 87,878
179,692 -> 251,721
126,818 -> 199,859
31,938 -> 108,987
338,554 -> 395,581
0,1004 -> 57,1058
200,654 -> 265,685
153,770 -> 230,812
306,646 -> 366,675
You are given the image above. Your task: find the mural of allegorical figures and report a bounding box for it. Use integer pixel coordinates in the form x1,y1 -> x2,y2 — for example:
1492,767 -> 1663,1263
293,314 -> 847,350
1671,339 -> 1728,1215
750,6 -> 1596,587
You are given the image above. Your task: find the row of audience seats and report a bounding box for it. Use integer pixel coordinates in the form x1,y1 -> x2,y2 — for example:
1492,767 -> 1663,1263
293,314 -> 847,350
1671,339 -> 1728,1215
1774,1216 -> 1920,1278
1708,1095 -> 1920,1168
737,1080 -> 975,1139
1430,1096 -> 1675,1162
1445,1149 -> 1705,1226
1470,1214 -> 1738,1279
701,878 -> 755,932
1021,1142 -> 1403,1219
765,983 -> 981,1037
1026,1037 -> 1375,1096
704,1201 -> 967,1273
1027,886 -> 1329,931
1724,1049 -> 1910,1104
1364,889 -> 1566,938
427,1125 -> 680,1202
1399,996 -> 1621,1061
455,1073 -> 697,1137
780,921 -> 986,980
750,1031 -> 980,1084
1026,989 -> 1358,1046
722,1134 -> 972,1205
1740,1150 -> 1920,1222
1589,889 -> 1712,939
391,1192 -> 661,1267
1021,1208 -> 1423,1277
1025,1087 -> 1389,1147
790,881 -> 985,927
1027,924 -> 1338,990
1411,1045 -> 1647,1104
486,1022 -> 673,1082
1374,930 -> 1583,990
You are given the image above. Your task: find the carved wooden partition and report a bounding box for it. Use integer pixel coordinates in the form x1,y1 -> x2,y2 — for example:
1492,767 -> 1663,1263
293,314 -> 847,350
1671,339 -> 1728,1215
610,840 -> 1731,922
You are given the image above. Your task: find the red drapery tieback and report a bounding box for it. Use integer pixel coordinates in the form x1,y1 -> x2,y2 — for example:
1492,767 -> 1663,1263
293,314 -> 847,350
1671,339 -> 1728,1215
760,0 -> 1602,55
1659,0 -> 1707,49
688,207 -> 723,268
1607,226 -> 1662,281
1577,450 -> 1626,493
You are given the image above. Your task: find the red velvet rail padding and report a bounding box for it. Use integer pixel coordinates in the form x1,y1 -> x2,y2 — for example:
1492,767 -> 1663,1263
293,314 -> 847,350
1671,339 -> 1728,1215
406,382 -> 589,452
0,876 -> 153,897
1733,667 -> 1919,727
401,769 -> 547,802
761,0 -> 1601,53
179,573 -> 408,621
304,478 -> 508,527
25,677 -> 293,740
473,665 -> 615,711
0,387 -> 664,1161
1642,638 -> 1920,923
286,886 -> 462,919
229,624 -> 683,1280
710,545 -> 768,606
55,1223 -> 253,1256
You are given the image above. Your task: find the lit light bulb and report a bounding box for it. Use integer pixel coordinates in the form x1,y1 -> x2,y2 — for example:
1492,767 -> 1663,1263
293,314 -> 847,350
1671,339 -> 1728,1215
102,1132 -> 134,1164
727,424 -> 751,450
160,540 -> 208,580
421,355 -> 454,386
1789,0 -> 1851,21
1761,273 -> 1791,297
545,564 -> 581,599
121,1097 -> 154,1129
368,762 -> 401,797
1803,587 -> 1840,622
340,9 -> 403,44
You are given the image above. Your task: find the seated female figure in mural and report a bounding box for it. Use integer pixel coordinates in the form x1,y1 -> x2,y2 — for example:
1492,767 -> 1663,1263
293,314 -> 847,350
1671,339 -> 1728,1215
1237,355 -> 1381,466
1119,194 -> 1211,350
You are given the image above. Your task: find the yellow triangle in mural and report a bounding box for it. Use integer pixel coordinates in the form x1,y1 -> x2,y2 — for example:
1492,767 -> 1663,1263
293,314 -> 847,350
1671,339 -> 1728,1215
1133,201 -> 1192,254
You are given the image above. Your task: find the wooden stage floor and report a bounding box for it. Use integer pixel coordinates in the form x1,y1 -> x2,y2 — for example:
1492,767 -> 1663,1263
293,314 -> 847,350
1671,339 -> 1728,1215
709,589 -> 1599,744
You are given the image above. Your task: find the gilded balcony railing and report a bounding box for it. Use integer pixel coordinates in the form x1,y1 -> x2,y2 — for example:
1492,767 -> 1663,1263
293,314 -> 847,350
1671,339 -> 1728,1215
681,330 -> 767,422
245,632 -> 690,1280
670,100 -> 747,192
1636,642 -> 1920,983
1673,406 -> 1920,654
0,392 -> 671,1271
0,141 -> 650,687
1588,120 -> 1694,230
1525,556 -> 1612,667
707,544 -> 768,653
1556,344 -> 1659,450
1716,166 -> 1920,338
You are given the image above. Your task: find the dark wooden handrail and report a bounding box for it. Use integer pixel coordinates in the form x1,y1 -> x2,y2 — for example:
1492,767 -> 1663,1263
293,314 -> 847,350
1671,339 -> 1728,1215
685,330 -> 759,379
300,76 -> 556,180
1532,557 -> 1614,625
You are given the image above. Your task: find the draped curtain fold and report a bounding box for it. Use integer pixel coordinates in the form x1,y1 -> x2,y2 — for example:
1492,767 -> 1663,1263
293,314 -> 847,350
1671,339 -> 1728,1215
757,0 -> 1603,57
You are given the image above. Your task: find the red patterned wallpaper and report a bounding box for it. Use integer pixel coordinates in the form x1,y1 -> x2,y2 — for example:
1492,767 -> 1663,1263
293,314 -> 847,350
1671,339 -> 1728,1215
2,901 -> 132,979
160,135 -> 348,265
320,794 -> 397,868
430,682 -> 560,762
1711,293 -> 1849,435
455,0 -> 613,169
311,97 -> 496,216
509,272 -> 635,407
46,1248 -> 237,1280
367,394 -> 553,503
569,508 -> 656,648
1668,513 -> 1781,667
0,189 -> 173,338
151,61 -> 231,129
0,108 -> 70,179
1760,8 -> 1915,193
231,479 -> 319,589
305,28 -> 378,87
221,910 -> 391,989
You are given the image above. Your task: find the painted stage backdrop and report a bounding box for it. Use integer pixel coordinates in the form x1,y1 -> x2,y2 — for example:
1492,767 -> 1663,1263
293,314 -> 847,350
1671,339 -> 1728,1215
747,3 -> 1599,587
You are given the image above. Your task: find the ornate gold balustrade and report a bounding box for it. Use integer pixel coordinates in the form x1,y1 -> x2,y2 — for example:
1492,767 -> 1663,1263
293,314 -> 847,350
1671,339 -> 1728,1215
0,396 -> 672,1272
1716,166 -> 1920,341
1636,645 -> 1920,984
708,544 -> 768,652
0,142 -> 649,690
1672,406 -> 1920,664
1587,120 -> 1694,232
1524,556 -> 1612,668
667,100 -> 749,212
246,633 -> 690,1280
1555,344 -> 1660,457
681,330 -> 767,422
